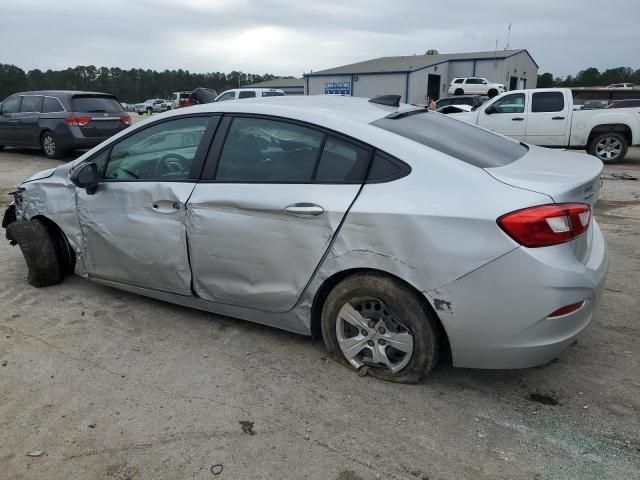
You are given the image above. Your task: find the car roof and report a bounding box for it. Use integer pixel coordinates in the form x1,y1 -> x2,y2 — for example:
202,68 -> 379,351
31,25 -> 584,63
186,95 -> 421,125
10,90 -> 115,98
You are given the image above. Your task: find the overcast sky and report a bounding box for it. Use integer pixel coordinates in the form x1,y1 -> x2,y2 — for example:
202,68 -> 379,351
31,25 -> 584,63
1,0 -> 638,77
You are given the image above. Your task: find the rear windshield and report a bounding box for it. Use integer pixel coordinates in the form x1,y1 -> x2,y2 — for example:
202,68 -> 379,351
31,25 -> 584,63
70,95 -> 123,113
372,111 -> 528,168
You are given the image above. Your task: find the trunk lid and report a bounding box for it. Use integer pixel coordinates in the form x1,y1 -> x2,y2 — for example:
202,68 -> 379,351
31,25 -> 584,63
484,145 -> 602,207
485,145 -> 603,264
69,94 -> 127,138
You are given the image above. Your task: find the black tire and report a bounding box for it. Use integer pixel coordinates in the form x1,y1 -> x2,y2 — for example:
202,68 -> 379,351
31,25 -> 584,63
454,88 -> 464,95
587,132 -> 628,163
6,219 -> 63,288
138,111 -> 144,116
487,89 -> 498,98
40,131 -> 65,159
321,272 -> 440,383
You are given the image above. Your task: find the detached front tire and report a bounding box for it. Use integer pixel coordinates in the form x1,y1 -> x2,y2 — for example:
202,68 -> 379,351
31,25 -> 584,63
321,272 -> 440,383
6,219 -> 63,287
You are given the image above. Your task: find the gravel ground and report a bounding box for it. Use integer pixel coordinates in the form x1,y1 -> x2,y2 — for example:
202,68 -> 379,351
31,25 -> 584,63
0,145 -> 638,480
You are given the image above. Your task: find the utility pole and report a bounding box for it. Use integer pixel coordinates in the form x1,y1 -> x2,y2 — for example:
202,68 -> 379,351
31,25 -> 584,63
505,23 -> 512,50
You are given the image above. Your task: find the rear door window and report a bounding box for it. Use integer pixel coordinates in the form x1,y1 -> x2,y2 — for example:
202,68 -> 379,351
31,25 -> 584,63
238,91 -> 257,99
372,111 -> 528,168
19,95 -> 43,113
531,92 -> 564,112
71,95 -> 123,113
42,97 -> 65,113
216,117 -> 324,182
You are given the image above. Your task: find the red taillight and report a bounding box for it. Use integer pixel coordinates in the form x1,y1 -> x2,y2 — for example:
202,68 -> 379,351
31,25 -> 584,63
120,115 -> 131,125
497,203 -> 591,248
65,116 -> 92,126
548,301 -> 585,318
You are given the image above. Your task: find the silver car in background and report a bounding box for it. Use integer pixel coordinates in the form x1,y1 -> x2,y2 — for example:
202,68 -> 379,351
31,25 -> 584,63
3,96 -> 607,383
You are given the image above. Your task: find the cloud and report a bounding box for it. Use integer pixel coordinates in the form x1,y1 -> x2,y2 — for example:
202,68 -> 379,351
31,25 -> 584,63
0,0 -> 638,77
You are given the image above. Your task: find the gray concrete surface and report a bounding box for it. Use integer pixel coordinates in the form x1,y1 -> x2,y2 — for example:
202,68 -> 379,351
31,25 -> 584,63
0,146 -> 639,480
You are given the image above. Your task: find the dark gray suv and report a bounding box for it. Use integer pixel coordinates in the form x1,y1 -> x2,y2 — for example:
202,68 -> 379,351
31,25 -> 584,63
0,91 -> 131,158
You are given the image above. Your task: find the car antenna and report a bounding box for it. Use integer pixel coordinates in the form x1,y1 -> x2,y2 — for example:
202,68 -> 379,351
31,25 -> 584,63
369,95 -> 401,107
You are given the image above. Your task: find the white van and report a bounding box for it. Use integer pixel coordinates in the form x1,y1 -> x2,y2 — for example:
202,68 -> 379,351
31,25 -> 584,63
215,88 -> 285,102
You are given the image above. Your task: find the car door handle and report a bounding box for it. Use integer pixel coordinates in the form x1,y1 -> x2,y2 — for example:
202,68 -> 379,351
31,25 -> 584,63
284,203 -> 324,217
552,116 -> 565,120
511,117 -> 525,121
151,200 -> 181,213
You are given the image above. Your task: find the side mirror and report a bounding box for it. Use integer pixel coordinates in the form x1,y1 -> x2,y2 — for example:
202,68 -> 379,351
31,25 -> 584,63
485,106 -> 496,115
71,162 -> 99,195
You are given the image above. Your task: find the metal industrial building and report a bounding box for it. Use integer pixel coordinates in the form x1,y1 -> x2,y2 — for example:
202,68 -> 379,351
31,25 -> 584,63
304,49 -> 538,103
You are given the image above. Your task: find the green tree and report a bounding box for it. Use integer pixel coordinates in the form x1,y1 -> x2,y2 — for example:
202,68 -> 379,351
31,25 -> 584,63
425,49 -> 439,55
0,64 -> 29,99
537,72 -> 555,88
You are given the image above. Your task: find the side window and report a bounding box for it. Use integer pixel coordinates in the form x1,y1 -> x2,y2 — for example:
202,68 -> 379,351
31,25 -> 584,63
490,93 -> 525,114
366,151 -> 409,183
42,97 -> 65,113
531,92 -> 565,113
216,92 -> 236,102
216,117 -> 324,182
20,96 -> 43,113
466,79 -> 479,84
1,96 -> 21,114
316,137 -> 370,183
104,116 -> 211,181
453,79 -> 464,84
238,91 -> 256,99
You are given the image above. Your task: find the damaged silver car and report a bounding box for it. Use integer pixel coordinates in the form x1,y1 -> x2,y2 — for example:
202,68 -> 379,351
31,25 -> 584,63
3,95 -> 608,383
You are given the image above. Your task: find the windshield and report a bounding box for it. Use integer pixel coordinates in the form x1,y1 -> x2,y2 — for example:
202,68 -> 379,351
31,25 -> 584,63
71,95 -> 123,113
372,112 -> 528,168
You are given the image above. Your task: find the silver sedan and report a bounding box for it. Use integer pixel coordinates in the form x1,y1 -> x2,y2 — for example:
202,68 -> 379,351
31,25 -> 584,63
3,95 -> 607,383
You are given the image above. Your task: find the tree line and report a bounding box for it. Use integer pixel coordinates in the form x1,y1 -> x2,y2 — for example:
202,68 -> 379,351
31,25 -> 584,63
537,67 -> 640,88
0,64 -> 290,103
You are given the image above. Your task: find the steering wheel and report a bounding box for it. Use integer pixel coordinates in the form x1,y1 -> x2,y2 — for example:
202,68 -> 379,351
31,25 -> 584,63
156,153 -> 188,176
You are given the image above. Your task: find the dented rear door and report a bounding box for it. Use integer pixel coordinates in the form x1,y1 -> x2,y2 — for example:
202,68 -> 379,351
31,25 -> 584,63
186,115 -> 369,312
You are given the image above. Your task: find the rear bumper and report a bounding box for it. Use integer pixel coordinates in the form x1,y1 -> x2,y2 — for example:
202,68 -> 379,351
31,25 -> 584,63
430,220 -> 608,369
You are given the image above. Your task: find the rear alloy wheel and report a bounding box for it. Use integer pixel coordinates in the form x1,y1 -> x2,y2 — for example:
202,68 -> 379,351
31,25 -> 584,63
588,132 -> 628,163
41,132 -> 62,158
454,88 -> 464,95
321,273 -> 440,383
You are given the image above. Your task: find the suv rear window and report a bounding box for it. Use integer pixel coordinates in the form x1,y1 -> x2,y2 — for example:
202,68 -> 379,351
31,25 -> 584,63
71,95 -> 123,113
372,111 -> 528,168
262,91 -> 285,97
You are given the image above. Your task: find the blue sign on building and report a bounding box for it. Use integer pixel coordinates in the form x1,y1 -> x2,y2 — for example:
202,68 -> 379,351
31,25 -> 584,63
324,82 -> 351,95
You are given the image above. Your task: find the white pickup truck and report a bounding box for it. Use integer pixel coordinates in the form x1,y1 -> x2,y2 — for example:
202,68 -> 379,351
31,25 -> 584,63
450,88 -> 640,162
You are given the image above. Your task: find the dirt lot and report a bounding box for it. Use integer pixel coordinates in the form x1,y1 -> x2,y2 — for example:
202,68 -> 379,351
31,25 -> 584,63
0,145 -> 639,480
